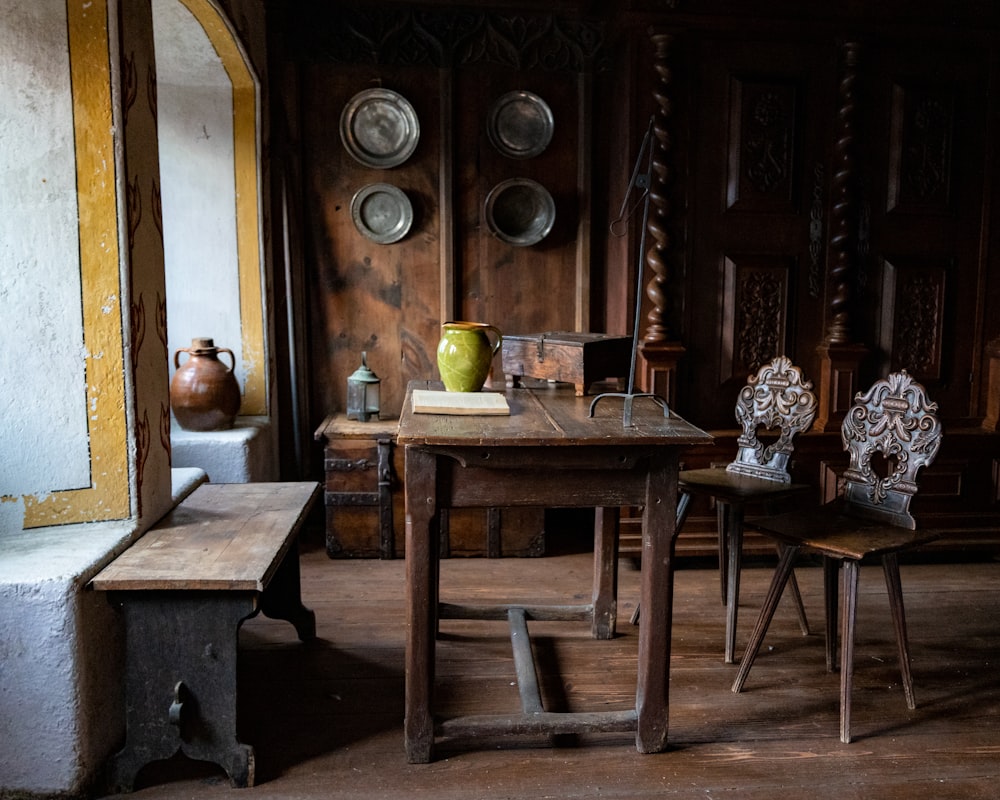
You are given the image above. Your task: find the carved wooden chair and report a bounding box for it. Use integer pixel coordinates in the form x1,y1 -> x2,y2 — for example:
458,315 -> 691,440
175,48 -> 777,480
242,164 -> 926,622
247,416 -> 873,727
674,355 -> 818,663
731,370 -> 943,743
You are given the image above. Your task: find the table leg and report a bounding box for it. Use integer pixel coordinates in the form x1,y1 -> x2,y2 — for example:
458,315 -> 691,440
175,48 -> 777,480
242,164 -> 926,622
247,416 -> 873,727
404,447 -> 439,763
635,450 -> 678,753
592,507 -> 619,639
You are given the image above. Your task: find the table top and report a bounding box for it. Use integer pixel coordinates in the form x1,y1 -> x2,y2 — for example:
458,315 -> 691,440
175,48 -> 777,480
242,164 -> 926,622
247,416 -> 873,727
397,380 -> 712,448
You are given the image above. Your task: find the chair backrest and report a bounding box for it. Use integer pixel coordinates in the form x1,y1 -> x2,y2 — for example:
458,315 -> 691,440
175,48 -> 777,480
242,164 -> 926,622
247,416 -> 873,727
726,355 -> 818,483
841,370 -> 942,529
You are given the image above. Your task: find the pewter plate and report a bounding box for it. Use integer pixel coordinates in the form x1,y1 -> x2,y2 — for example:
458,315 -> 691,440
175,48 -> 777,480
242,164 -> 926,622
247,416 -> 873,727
351,183 -> 413,244
484,178 -> 556,246
340,88 -> 420,168
487,91 -> 554,159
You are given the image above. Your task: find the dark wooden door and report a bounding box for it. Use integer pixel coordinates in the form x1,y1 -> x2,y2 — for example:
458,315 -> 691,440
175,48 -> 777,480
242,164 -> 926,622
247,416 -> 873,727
861,40 -> 990,423
679,35 -> 836,427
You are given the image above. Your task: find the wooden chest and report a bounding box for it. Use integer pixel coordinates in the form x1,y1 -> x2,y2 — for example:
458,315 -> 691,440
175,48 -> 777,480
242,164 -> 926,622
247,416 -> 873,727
501,331 -> 633,396
314,414 -> 545,558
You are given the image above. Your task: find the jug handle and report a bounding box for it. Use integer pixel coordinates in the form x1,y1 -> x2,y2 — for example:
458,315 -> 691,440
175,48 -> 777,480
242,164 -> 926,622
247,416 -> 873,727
216,348 -> 237,372
485,325 -> 503,356
173,348 -> 190,370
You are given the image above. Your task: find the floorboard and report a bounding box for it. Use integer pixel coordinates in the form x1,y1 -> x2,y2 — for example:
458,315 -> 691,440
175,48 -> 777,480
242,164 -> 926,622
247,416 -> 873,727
95,537 -> 1000,799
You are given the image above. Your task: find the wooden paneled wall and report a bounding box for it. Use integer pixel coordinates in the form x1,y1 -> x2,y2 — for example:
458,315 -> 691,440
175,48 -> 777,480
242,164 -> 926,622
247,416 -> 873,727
293,5 -> 609,419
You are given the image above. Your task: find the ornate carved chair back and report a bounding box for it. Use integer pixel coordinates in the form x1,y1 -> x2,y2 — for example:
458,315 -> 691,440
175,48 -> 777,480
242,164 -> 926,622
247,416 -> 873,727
726,355 -> 818,483
840,370 -> 943,529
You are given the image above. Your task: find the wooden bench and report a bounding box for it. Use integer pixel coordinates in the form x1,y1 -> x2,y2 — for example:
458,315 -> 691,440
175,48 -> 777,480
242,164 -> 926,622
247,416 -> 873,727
90,481 -> 321,790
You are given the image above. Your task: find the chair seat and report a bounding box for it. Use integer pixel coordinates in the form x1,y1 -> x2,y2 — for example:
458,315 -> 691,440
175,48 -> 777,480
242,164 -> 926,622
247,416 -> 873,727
754,502 -> 941,561
679,468 -> 808,503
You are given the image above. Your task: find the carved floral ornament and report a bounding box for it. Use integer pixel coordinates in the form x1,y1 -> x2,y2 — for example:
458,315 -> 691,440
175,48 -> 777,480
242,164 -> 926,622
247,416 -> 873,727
302,5 -> 608,72
842,370 -> 942,506
733,355 -> 818,469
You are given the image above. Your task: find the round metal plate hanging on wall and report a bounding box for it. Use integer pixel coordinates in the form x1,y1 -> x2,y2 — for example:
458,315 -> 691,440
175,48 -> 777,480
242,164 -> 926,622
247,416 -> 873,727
351,183 -> 414,244
340,88 -> 420,168
487,90 -> 554,159
484,178 -> 556,246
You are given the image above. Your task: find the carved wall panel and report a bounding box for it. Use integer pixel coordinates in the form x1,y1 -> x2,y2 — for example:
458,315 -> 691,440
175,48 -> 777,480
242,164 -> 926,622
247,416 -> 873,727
887,80 -> 955,214
298,5 -> 607,72
914,458 -> 965,500
726,77 -> 798,212
879,257 -> 947,381
820,461 -> 847,504
720,255 -> 793,383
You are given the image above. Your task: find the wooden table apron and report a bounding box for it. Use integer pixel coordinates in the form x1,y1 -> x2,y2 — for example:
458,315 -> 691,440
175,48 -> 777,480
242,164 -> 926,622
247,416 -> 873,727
398,382 -> 712,762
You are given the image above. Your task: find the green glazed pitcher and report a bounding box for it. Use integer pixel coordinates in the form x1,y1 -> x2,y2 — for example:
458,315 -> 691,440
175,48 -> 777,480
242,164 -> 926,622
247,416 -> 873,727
436,321 -> 503,392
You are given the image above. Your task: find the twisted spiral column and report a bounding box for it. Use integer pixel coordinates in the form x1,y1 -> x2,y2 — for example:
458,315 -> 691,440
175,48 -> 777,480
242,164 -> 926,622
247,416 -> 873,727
825,41 -> 861,345
637,30 -> 685,404
643,31 -> 675,345
814,40 -> 867,431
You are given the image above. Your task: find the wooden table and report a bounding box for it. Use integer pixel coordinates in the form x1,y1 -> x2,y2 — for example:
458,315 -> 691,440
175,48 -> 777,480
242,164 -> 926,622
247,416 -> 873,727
398,381 -> 712,762
91,482 -> 320,789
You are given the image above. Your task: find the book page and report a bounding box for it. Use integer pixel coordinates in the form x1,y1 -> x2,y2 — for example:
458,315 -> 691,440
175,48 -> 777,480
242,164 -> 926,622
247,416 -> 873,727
411,389 -> 510,415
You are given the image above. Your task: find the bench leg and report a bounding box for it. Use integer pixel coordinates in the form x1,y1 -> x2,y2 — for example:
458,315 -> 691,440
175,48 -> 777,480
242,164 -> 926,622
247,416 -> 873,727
106,592 -> 258,791
260,542 -> 316,641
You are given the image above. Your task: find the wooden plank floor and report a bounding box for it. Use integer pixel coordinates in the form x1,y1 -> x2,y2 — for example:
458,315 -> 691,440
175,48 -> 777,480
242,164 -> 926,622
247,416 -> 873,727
97,535 -> 1000,799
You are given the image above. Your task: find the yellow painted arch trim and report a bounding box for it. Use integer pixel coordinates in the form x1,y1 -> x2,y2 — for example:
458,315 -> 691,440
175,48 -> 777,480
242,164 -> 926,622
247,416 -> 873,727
177,0 -> 267,415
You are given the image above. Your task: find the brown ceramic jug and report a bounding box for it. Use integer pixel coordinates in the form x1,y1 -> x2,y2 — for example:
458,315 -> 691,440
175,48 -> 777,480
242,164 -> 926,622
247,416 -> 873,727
170,337 -> 241,431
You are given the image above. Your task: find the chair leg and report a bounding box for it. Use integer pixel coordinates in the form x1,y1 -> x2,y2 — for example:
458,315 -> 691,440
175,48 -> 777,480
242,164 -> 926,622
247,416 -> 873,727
882,553 -> 917,709
631,491 -> 693,626
785,553 -> 811,636
724,503 -> 743,664
718,501 -> 730,606
823,557 -> 840,673
676,490 -> 693,530
732,544 -> 800,694
839,559 -> 860,744
759,500 -> 809,636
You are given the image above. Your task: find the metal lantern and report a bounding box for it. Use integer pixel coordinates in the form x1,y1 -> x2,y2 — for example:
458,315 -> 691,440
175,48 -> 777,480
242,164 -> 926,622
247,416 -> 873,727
346,351 -> 381,422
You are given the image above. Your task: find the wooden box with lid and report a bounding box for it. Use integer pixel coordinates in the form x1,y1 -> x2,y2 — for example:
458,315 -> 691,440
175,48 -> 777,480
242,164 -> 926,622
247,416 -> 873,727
501,331 -> 632,396
314,414 -> 545,558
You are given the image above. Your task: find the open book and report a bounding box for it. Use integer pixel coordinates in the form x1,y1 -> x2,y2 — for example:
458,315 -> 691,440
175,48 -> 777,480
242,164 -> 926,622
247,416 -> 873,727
411,389 -> 510,415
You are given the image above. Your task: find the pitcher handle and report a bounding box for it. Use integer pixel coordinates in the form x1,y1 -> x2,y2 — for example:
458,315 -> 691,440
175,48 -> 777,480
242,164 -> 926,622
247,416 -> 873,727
216,347 -> 236,372
485,325 -> 503,356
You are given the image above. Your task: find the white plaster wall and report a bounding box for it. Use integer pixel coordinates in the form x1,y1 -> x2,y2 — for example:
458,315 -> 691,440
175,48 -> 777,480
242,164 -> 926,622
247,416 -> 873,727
0,521 -> 133,793
154,0 -> 247,392
0,5 -> 127,790
0,0 -> 90,498
0,470 -> 207,794
170,416 -> 275,481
